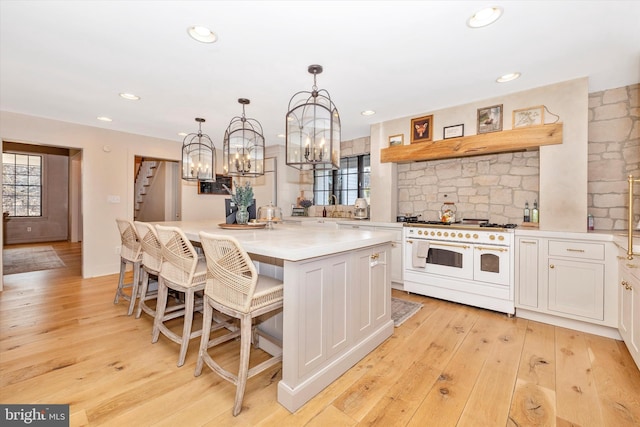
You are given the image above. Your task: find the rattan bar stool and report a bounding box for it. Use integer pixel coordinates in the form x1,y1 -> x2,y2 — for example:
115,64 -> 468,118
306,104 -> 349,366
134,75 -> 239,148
114,218 -> 142,316
133,221 -> 164,319
153,224 -> 207,367
195,231 -> 284,416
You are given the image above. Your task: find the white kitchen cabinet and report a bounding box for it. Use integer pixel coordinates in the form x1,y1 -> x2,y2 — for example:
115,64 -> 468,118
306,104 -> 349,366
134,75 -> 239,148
285,243 -> 392,379
618,248 -> 640,369
547,257 -> 604,320
514,231 -> 618,338
352,246 -> 391,341
515,237 -> 539,308
340,223 -> 403,288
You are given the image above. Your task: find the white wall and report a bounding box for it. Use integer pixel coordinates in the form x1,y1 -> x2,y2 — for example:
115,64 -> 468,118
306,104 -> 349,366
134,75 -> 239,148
1,111 -> 181,278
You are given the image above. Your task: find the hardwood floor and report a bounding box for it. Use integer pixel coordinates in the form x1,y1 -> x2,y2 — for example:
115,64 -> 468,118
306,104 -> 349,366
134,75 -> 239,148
1,241 -> 639,426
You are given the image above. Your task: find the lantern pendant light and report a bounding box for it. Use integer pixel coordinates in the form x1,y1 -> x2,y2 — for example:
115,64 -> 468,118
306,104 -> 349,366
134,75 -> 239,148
285,64 -> 340,170
181,118 -> 215,181
223,98 -> 265,177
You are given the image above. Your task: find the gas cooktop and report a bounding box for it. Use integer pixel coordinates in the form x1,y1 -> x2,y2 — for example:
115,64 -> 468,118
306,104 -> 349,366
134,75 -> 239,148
402,220 -> 517,229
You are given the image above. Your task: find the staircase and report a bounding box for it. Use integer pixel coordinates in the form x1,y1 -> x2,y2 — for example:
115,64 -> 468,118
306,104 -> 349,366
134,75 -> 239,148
134,160 -> 159,221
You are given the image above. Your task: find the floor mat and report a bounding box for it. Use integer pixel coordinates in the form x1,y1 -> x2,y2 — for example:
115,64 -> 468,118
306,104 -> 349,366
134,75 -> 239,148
3,246 -> 66,275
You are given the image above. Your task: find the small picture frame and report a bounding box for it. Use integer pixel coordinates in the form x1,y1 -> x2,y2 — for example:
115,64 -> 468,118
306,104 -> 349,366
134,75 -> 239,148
477,104 -> 503,134
512,105 -> 545,128
388,134 -> 404,146
410,114 -> 433,143
443,124 -> 464,139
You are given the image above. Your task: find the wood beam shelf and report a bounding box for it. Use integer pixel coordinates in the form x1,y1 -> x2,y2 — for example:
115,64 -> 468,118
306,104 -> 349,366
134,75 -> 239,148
380,123 -> 563,163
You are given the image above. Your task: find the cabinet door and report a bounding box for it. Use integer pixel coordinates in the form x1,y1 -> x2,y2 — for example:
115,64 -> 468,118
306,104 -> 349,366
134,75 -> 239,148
516,238 -> 539,308
390,241 -> 403,284
619,259 -> 640,369
352,247 -> 390,341
548,258 -> 604,320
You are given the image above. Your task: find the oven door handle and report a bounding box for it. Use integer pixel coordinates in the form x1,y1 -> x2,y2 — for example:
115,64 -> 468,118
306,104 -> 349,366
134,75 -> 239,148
475,245 -> 508,252
407,240 -> 470,250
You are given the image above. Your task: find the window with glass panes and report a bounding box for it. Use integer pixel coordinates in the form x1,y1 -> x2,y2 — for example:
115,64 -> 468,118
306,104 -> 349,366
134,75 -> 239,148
2,153 -> 42,217
313,154 -> 370,205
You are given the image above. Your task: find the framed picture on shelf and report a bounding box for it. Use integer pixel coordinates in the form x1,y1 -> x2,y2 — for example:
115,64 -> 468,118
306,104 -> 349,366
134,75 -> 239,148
443,124 -> 464,139
512,105 -> 545,128
410,114 -> 433,143
388,134 -> 404,146
477,104 -> 503,134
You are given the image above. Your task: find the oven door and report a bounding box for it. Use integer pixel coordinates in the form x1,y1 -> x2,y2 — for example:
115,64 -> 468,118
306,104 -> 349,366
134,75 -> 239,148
405,238 -> 473,280
473,244 -> 510,286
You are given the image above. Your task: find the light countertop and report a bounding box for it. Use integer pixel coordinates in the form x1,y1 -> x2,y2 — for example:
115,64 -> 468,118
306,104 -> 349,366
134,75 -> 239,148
156,219 -> 395,261
515,228 -> 640,254
282,216 -> 402,228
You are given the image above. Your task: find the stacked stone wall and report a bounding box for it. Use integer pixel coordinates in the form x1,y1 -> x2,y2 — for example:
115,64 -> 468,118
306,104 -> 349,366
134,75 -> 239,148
588,83 -> 639,230
397,151 -> 539,224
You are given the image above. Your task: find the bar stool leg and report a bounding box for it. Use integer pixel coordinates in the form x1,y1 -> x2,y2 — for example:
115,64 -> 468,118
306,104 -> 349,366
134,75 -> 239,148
177,289 -> 196,367
152,277 -> 169,344
233,313 -> 252,416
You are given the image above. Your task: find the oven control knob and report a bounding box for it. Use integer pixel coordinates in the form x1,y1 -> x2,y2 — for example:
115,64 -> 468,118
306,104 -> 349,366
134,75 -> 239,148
430,231 -> 435,236
418,230 -> 423,235
465,233 -> 470,239
498,235 -> 504,241
444,232 -> 449,237
473,234 -> 479,239
458,233 -> 463,238
489,235 -> 495,240
437,231 -> 442,236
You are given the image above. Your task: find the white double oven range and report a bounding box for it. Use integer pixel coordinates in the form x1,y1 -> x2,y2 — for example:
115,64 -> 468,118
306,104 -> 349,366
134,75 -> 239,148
403,219 -> 516,315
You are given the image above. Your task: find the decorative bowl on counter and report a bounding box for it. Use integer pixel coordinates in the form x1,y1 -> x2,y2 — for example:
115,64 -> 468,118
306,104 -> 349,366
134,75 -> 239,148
257,202 -> 282,229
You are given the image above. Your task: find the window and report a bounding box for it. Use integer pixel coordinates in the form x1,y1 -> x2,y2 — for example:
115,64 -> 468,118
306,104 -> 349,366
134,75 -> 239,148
313,154 -> 370,205
2,153 -> 42,217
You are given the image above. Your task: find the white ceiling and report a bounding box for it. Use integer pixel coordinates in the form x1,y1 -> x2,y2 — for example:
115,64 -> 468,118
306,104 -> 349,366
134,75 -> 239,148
1,1 -> 639,146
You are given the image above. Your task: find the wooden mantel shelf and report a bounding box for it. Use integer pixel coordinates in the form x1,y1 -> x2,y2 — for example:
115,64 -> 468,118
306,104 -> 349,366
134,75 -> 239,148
380,123 -> 563,163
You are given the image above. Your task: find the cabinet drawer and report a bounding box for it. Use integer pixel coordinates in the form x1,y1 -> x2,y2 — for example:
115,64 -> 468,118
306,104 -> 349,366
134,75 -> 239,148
548,240 -> 604,260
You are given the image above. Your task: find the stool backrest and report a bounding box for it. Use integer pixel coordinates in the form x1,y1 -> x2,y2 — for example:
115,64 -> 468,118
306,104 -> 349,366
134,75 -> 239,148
116,218 -> 141,263
155,225 -> 199,287
199,232 -> 258,313
134,221 -> 162,273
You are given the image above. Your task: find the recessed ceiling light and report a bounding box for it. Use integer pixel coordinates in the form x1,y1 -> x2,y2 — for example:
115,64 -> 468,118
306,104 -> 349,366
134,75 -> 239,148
496,72 -> 521,83
97,116 -> 112,122
467,6 -> 503,28
119,92 -> 140,101
277,134 -> 285,138
187,26 -> 217,43
361,110 -> 376,116
177,132 -> 187,137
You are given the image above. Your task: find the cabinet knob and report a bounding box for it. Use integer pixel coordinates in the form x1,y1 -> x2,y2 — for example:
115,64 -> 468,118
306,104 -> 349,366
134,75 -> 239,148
549,264 -> 555,269
622,280 -> 628,287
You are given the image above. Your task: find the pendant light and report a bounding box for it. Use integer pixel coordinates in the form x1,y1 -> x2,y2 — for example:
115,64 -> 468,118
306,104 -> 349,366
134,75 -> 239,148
285,64 -> 340,170
181,118 -> 215,181
223,98 -> 265,177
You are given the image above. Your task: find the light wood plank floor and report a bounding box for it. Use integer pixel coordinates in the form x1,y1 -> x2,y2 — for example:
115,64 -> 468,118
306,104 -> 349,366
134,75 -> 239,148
1,241 -> 639,426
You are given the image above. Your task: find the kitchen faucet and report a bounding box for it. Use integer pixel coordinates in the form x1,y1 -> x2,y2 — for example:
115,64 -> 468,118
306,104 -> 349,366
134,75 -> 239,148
330,195 -> 338,217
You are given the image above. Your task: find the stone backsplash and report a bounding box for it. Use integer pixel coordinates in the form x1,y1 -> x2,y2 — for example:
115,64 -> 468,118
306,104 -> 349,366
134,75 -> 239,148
397,151 -> 539,224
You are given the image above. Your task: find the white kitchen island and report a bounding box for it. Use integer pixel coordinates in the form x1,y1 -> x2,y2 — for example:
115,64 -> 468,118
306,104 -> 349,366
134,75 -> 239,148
157,220 -> 395,412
